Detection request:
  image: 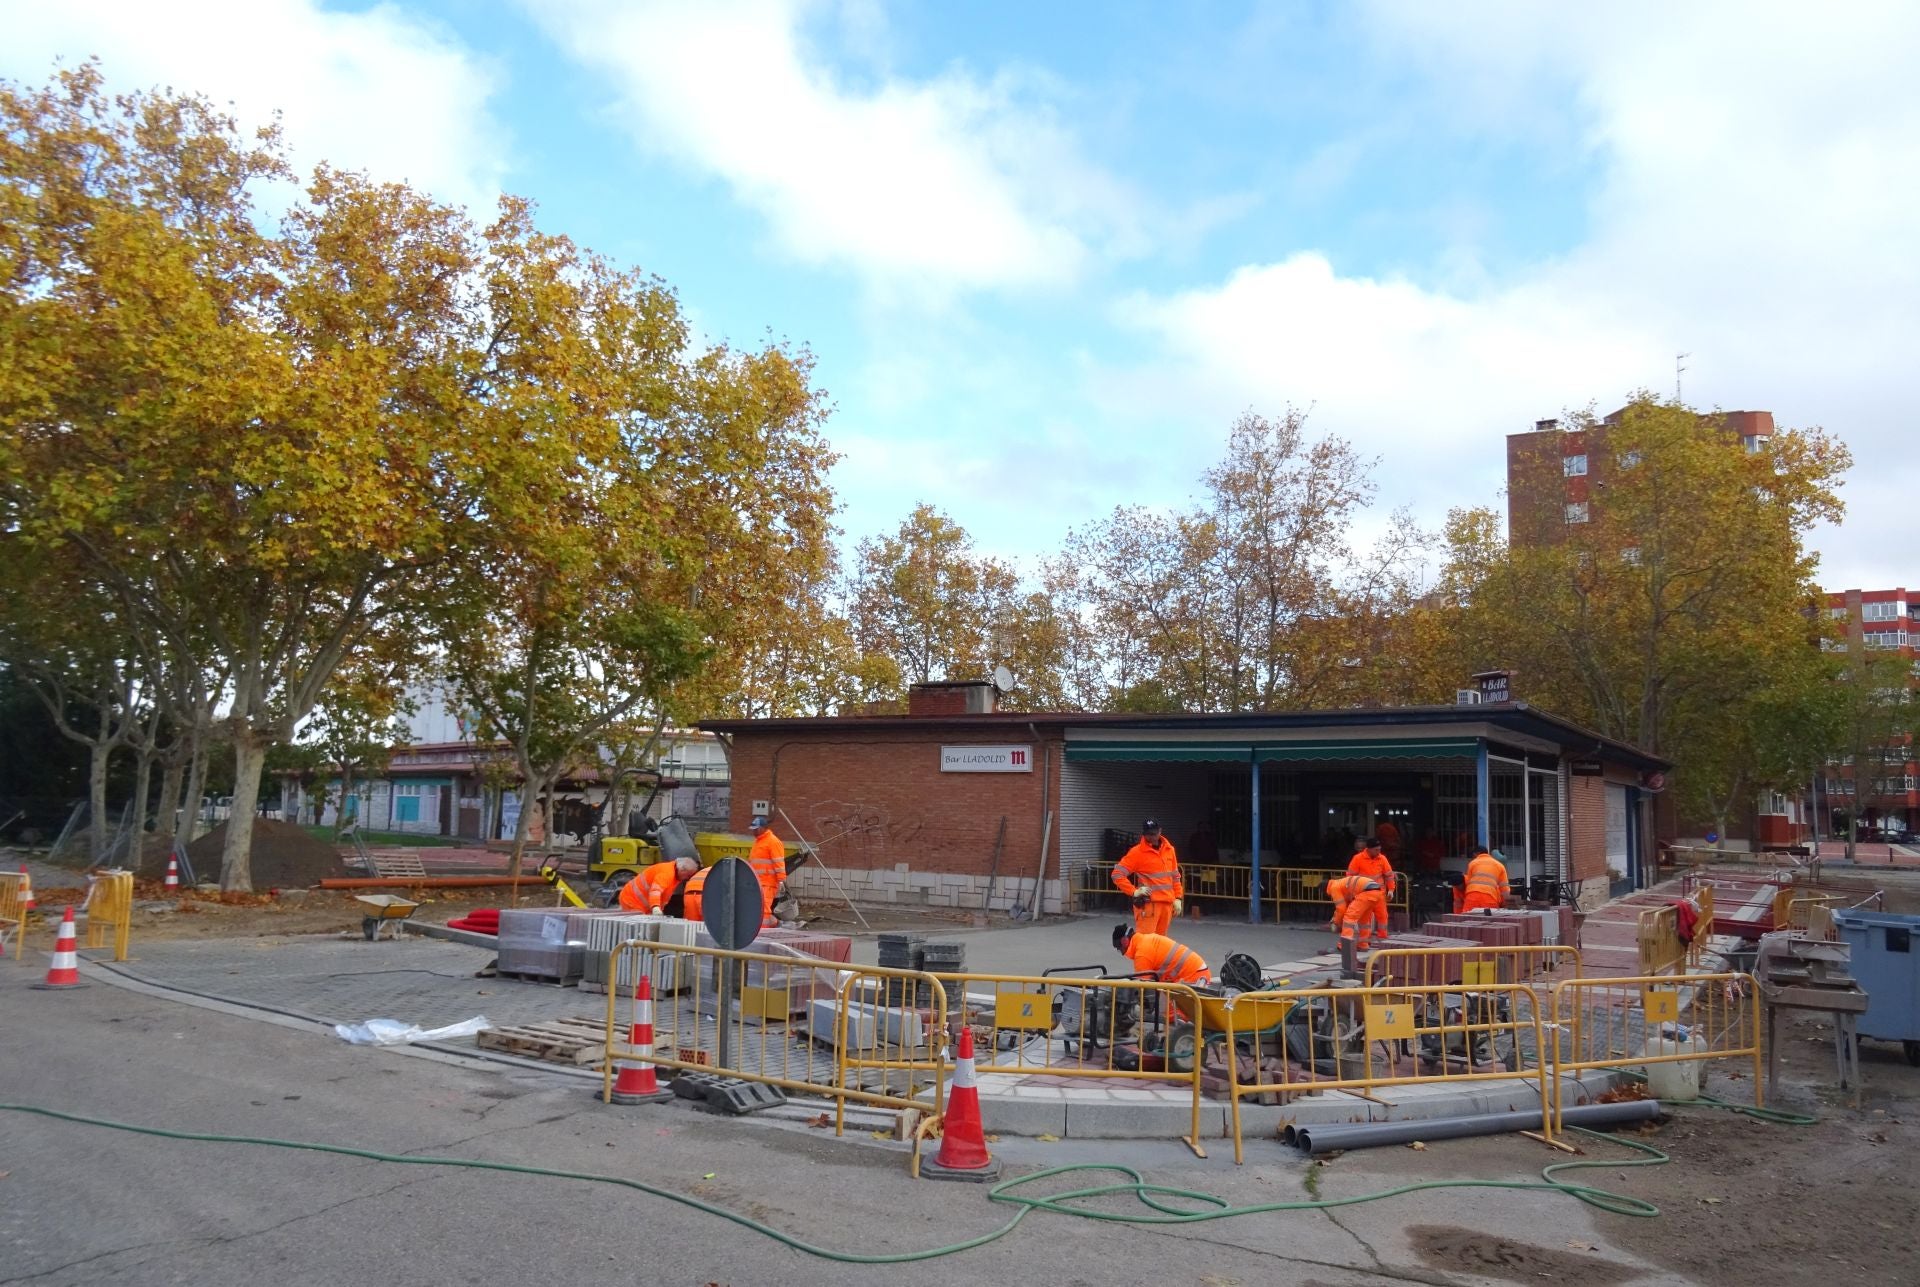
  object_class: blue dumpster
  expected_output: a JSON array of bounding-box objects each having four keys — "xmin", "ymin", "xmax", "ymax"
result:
[{"xmin": 1833, "ymin": 909, "xmax": 1920, "ymax": 1066}]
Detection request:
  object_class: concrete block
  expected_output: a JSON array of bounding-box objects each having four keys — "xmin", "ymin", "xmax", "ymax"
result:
[
  {"xmin": 1065, "ymin": 1098, "xmax": 1228, "ymax": 1140},
  {"xmin": 978, "ymin": 1097, "xmax": 1068, "ymax": 1137}
]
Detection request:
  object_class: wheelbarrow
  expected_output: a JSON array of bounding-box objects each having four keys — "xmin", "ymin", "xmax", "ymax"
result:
[
  {"xmin": 1163, "ymin": 986, "xmax": 1297, "ymax": 1074},
  {"xmin": 354, "ymin": 894, "xmax": 419, "ymax": 941}
]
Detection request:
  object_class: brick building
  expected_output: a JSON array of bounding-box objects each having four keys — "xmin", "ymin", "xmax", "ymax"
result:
[
  {"xmin": 704, "ymin": 682, "xmax": 1668, "ymax": 917},
  {"xmin": 1506, "ymin": 409, "xmax": 1775, "ymax": 545},
  {"xmin": 1820, "ymin": 586, "xmax": 1920, "ymax": 838}
]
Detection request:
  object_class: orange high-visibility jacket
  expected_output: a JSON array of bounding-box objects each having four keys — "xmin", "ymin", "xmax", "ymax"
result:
[
  {"xmin": 682, "ymin": 867, "xmax": 709, "ymax": 921},
  {"xmin": 1124, "ymin": 932, "xmax": 1210, "ymax": 984},
  {"xmin": 1112, "ymin": 838, "xmax": 1182, "ymax": 903},
  {"xmin": 1347, "ymin": 849, "xmax": 1397, "ymax": 897},
  {"xmin": 1463, "ymin": 853, "xmax": 1510, "ymax": 911},
  {"xmin": 618, "ymin": 860, "xmax": 685, "ymax": 914},
  {"xmin": 748, "ymin": 830, "xmax": 788, "ymax": 914},
  {"xmin": 1326, "ymin": 874, "xmax": 1354, "ymax": 910}
]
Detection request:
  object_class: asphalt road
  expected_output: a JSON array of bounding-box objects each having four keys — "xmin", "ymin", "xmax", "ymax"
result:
[{"xmin": 0, "ymin": 971, "xmax": 1688, "ymax": 1287}]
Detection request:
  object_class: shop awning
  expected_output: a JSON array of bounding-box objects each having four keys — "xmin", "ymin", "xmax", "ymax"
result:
[
  {"xmin": 1253, "ymin": 739, "xmax": 1478, "ymax": 763},
  {"xmin": 1065, "ymin": 737, "xmax": 1479, "ymax": 764}
]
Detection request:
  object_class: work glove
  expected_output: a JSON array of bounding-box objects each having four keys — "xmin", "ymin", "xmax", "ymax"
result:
[
  {"xmin": 1173, "ymin": 899, "xmax": 1184, "ymax": 916},
  {"xmin": 1132, "ymin": 891, "xmax": 1149, "ymax": 909}
]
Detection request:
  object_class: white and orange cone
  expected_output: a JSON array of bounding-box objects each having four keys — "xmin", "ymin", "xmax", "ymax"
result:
[
  {"xmin": 921, "ymin": 1025, "xmax": 1000, "ymax": 1181},
  {"xmin": 608, "ymin": 972, "xmax": 673, "ymax": 1104},
  {"xmin": 163, "ymin": 856, "xmax": 181, "ymax": 893},
  {"xmin": 34, "ymin": 906, "xmax": 84, "ymax": 989}
]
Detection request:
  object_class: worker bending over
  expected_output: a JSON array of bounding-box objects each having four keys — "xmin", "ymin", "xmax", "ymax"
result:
[
  {"xmin": 618, "ymin": 855, "xmax": 699, "ymax": 914},
  {"xmin": 681, "ymin": 865, "xmax": 709, "ymax": 921},
  {"xmin": 747, "ymin": 815, "xmax": 787, "ymax": 928},
  {"xmin": 1462, "ymin": 846, "xmax": 1511, "ymax": 912},
  {"xmin": 1325, "ymin": 873, "xmax": 1354, "ymax": 941},
  {"xmin": 1112, "ymin": 818, "xmax": 1182, "ymax": 936},
  {"xmin": 1113, "ymin": 924, "xmax": 1210, "ymax": 985}
]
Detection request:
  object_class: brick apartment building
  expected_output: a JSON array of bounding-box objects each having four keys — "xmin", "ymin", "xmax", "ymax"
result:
[
  {"xmin": 1820, "ymin": 586, "xmax": 1920, "ymax": 838},
  {"xmin": 1506, "ymin": 409, "xmax": 1776, "ymax": 545},
  {"xmin": 705, "ymin": 680, "xmax": 1668, "ymax": 917}
]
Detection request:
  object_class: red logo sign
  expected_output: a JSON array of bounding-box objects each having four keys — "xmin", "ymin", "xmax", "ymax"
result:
[{"xmin": 1010, "ymin": 749, "xmax": 1027, "ymax": 766}]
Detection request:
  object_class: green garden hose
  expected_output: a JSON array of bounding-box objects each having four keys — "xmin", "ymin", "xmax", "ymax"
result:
[{"xmin": 0, "ymin": 1103, "xmax": 1725, "ymax": 1264}]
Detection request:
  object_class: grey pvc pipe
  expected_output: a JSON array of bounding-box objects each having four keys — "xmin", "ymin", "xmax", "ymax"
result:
[{"xmin": 1281, "ymin": 1099, "xmax": 1661, "ymax": 1154}]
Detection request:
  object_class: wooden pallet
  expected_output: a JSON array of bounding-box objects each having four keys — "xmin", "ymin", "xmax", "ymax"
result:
[
  {"xmin": 367, "ymin": 850, "xmax": 429, "ymax": 879},
  {"xmin": 475, "ymin": 1016, "xmax": 610, "ymax": 1066}
]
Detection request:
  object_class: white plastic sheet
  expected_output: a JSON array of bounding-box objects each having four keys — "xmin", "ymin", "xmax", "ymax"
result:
[{"xmin": 333, "ymin": 1016, "xmax": 492, "ymax": 1046}]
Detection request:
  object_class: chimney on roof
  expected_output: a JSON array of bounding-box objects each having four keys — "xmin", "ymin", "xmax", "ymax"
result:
[
  {"xmin": 907, "ymin": 681, "xmax": 999, "ymax": 717},
  {"xmin": 1534, "ymin": 418, "xmax": 1560, "ymax": 432}
]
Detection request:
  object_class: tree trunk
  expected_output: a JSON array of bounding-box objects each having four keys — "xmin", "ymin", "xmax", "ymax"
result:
[
  {"xmin": 507, "ymin": 779, "xmax": 534, "ymax": 879},
  {"xmin": 220, "ymin": 733, "xmax": 269, "ymax": 892},
  {"xmin": 88, "ymin": 741, "xmax": 111, "ymax": 866},
  {"xmin": 181, "ymin": 734, "xmax": 209, "ymax": 844},
  {"xmin": 130, "ymin": 745, "xmax": 156, "ymax": 862},
  {"xmin": 336, "ymin": 761, "xmax": 356, "ymax": 838},
  {"xmin": 155, "ymin": 752, "xmax": 186, "ymax": 851}
]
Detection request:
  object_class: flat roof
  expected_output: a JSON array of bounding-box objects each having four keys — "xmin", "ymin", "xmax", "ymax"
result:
[{"xmin": 701, "ymin": 702, "xmax": 1669, "ymax": 772}]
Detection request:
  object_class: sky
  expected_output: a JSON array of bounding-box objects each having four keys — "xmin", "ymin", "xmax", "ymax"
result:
[{"xmin": 4, "ymin": 0, "xmax": 1915, "ymax": 591}]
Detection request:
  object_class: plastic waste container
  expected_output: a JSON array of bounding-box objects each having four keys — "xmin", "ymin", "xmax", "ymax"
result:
[{"xmin": 1833, "ymin": 909, "xmax": 1920, "ymax": 1066}]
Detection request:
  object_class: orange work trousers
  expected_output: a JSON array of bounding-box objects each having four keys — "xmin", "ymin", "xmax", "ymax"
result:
[
  {"xmin": 1133, "ymin": 899, "xmax": 1174, "ymax": 937},
  {"xmin": 1340, "ymin": 891, "xmax": 1389, "ymax": 949}
]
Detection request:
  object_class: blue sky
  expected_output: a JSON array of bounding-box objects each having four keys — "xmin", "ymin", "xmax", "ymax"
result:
[{"xmin": 6, "ymin": 1, "xmax": 1915, "ymax": 589}]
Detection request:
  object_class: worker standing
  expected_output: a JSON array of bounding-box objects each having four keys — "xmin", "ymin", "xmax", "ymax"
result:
[
  {"xmin": 1462, "ymin": 846, "xmax": 1511, "ymax": 912},
  {"xmin": 1346, "ymin": 836, "xmax": 1395, "ymax": 943},
  {"xmin": 1113, "ymin": 924, "xmax": 1211, "ymax": 984},
  {"xmin": 617, "ymin": 855, "xmax": 699, "ymax": 914},
  {"xmin": 1338, "ymin": 874, "xmax": 1388, "ymax": 977},
  {"xmin": 747, "ymin": 815, "xmax": 787, "ymax": 928},
  {"xmin": 1111, "ymin": 819, "xmax": 1182, "ymax": 936}
]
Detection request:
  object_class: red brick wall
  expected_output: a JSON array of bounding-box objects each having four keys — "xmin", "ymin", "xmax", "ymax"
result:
[
  {"xmin": 725, "ymin": 728, "xmax": 1060, "ymax": 878},
  {"xmin": 1568, "ymin": 774, "xmax": 1608, "ymax": 881}
]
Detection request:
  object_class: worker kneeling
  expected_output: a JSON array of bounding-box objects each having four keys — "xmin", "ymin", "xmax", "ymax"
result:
[
  {"xmin": 1462, "ymin": 846, "xmax": 1511, "ymax": 913},
  {"xmin": 618, "ymin": 855, "xmax": 700, "ymax": 915},
  {"xmin": 1114, "ymin": 923, "xmax": 1209, "ymax": 1026}
]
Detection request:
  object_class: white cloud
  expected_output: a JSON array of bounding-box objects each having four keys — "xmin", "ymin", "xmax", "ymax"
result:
[
  {"xmin": 0, "ymin": 0, "xmax": 507, "ymax": 216},
  {"xmin": 523, "ymin": 0, "xmax": 1135, "ymax": 291},
  {"xmin": 1111, "ymin": 1, "xmax": 1920, "ymax": 589}
]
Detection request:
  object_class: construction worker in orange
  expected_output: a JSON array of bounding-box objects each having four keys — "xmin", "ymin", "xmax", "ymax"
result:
[
  {"xmin": 1114, "ymin": 923, "xmax": 1210, "ymax": 1021},
  {"xmin": 617, "ymin": 855, "xmax": 699, "ymax": 914},
  {"xmin": 681, "ymin": 865, "xmax": 709, "ymax": 921},
  {"xmin": 1346, "ymin": 835, "xmax": 1395, "ymax": 942},
  {"xmin": 1462, "ymin": 846, "xmax": 1511, "ymax": 912},
  {"xmin": 1111, "ymin": 819, "xmax": 1182, "ymax": 935},
  {"xmin": 1325, "ymin": 873, "xmax": 1354, "ymax": 942},
  {"xmin": 746, "ymin": 815, "xmax": 787, "ymax": 928},
  {"xmin": 1338, "ymin": 875, "xmax": 1387, "ymax": 977}
]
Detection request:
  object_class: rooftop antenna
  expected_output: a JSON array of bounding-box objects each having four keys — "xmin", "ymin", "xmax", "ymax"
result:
[{"xmin": 1675, "ymin": 352, "xmax": 1689, "ymax": 403}]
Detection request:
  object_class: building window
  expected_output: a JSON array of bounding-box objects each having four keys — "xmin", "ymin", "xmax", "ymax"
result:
[
  {"xmin": 1563, "ymin": 454, "xmax": 1588, "ymax": 477},
  {"xmin": 1865, "ymin": 630, "xmax": 1909, "ymax": 649},
  {"xmin": 1618, "ymin": 449, "xmax": 1642, "ymax": 469},
  {"xmin": 1742, "ymin": 434, "xmax": 1763, "ymax": 452},
  {"xmin": 1620, "ymin": 547, "xmax": 1641, "ymax": 566},
  {"xmin": 1829, "ymin": 606, "xmax": 1849, "ymax": 618},
  {"xmin": 1864, "ymin": 601, "xmax": 1900, "ymax": 622},
  {"xmin": 1565, "ymin": 501, "xmax": 1590, "ymax": 524}
]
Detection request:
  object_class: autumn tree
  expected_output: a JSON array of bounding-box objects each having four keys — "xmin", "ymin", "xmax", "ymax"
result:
[{"xmin": 848, "ymin": 503, "xmax": 1020, "ymax": 693}]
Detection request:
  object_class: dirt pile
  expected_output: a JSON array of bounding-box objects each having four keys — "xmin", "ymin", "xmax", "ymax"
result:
[{"xmin": 186, "ymin": 820, "xmax": 348, "ymax": 889}]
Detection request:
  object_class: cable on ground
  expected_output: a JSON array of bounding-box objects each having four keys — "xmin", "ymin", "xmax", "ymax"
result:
[{"xmin": 1, "ymin": 1102, "xmax": 1802, "ymax": 1263}]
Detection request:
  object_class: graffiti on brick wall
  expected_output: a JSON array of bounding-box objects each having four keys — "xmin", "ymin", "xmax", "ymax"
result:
[{"xmin": 808, "ymin": 799, "xmax": 924, "ymax": 851}]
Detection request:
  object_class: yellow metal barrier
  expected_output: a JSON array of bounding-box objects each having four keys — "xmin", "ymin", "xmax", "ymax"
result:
[
  {"xmin": 1270, "ymin": 867, "xmax": 1411, "ymax": 918},
  {"xmin": 602, "ymin": 938, "xmax": 948, "ymax": 1152},
  {"xmin": 1365, "ymin": 944, "xmax": 1581, "ymax": 990},
  {"xmin": 1783, "ymin": 893, "xmax": 1842, "ymax": 932},
  {"xmin": 1223, "ymin": 981, "xmax": 1552, "ymax": 1163},
  {"xmin": 929, "ymin": 971, "xmax": 1210, "ymax": 1157},
  {"xmin": 1547, "ymin": 972, "xmax": 1761, "ymax": 1133},
  {"xmin": 0, "ymin": 872, "xmax": 28, "ymax": 966},
  {"xmin": 82, "ymin": 870, "xmax": 133, "ymax": 961},
  {"xmin": 1178, "ymin": 863, "xmax": 1255, "ymax": 907}
]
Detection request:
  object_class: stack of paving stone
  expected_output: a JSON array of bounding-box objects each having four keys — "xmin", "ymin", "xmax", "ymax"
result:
[
  {"xmin": 917, "ymin": 941, "xmax": 967, "ymax": 1026},
  {"xmin": 877, "ymin": 933, "xmax": 923, "ymax": 1006}
]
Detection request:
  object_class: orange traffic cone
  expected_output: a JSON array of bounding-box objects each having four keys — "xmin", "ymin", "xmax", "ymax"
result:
[
  {"xmin": 19, "ymin": 864, "xmax": 35, "ymax": 912},
  {"xmin": 164, "ymin": 856, "xmax": 180, "ymax": 892},
  {"xmin": 921, "ymin": 1025, "xmax": 1001, "ymax": 1181},
  {"xmin": 34, "ymin": 906, "xmax": 84, "ymax": 989},
  {"xmin": 608, "ymin": 972, "xmax": 673, "ymax": 1104}
]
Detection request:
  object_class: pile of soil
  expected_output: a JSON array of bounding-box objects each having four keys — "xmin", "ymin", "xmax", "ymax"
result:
[{"xmin": 186, "ymin": 820, "xmax": 349, "ymax": 890}]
